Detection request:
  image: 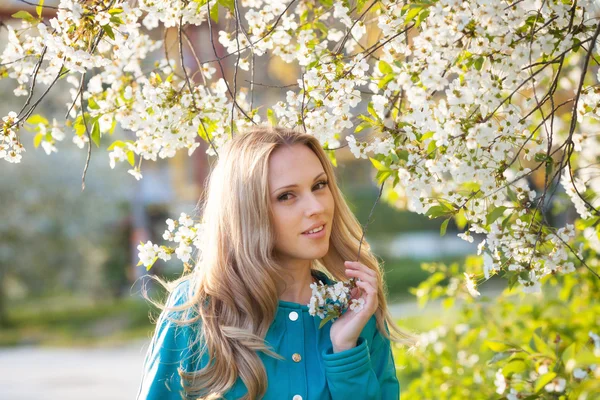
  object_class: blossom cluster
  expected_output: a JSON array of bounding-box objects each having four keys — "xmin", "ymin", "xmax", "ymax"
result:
[
  {"xmin": 1, "ymin": 112, "xmax": 25, "ymax": 162},
  {"xmin": 136, "ymin": 212, "xmax": 204, "ymax": 270},
  {"xmin": 308, "ymin": 277, "xmax": 365, "ymax": 324}
]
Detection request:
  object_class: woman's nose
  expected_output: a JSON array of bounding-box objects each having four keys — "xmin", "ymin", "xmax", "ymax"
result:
[{"xmin": 305, "ymin": 193, "xmax": 325, "ymax": 216}]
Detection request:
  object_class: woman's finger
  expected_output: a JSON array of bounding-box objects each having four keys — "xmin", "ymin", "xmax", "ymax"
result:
[
  {"xmin": 345, "ymin": 268, "xmax": 376, "ymax": 285},
  {"xmin": 344, "ymin": 261, "xmax": 376, "ymax": 277},
  {"xmin": 355, "ymin": 279, "xmax": 376, "ymax": 295}
]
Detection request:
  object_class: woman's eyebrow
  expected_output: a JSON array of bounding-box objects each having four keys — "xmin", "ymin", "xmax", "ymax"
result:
[{"xmin": 273, "ymin": 171, "xmax": 327, "ymax": 193}]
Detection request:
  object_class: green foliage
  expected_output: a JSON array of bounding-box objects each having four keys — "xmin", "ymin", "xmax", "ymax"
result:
[
  {"xmin": 11, "ymin": 10, "xmax": 37, "ymax": 23},
  {"xmin": 394, "ymin": 266, "xmax": 600, "ymax": 399},
  {"xmin": 0, "ymin": 296, "xmax": 152, "ymax": 347}
]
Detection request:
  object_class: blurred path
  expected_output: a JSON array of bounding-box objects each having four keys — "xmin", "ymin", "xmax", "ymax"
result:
[{"xmin": 0, "ymin": 340, "xmax": 148, "ymax": 400}]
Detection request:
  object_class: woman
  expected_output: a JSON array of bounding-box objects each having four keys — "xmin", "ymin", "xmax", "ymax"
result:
[{"xmin": 137, "ymin": 126, "xmax": 413, "ymax": 400}]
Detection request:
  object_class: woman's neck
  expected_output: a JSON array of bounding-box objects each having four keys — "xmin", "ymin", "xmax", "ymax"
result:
[{"xmin": 278, "ymin": 265, "xmax": 316, "ymax": 304}]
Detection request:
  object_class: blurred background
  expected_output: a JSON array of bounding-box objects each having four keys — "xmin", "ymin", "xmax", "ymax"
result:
[{"xmin": 0, "ymin": 1, "xmax": 480, "ymax": 398}]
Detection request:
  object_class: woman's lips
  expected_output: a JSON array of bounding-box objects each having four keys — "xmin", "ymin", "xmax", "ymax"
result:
[{"xmin": 302, "ymin": 223, "xmax": 326, "ymax": 238}]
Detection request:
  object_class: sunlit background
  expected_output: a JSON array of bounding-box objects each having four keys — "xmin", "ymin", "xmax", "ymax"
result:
[{"xmin": 0, "ymin": 1, "xmax": 486, "ymax": 398}]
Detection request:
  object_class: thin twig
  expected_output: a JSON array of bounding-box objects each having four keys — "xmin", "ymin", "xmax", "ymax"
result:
[
  {"xmin": 178, "ymin": 17, "xmax": 219, "ymax": 159},
  {"xmin": 205, "ymin": 0, "xmax": 254, "ymax": 123},
  {"xmin": 334, "ymin": 1, "xmax": 379, "ymax": 55},
  {"xmin": 357, "ymin": 178, "xmax": 386, "ymax": 261},
  {"xmin": 200, "ymin": 0, "xmax": 298, "ymax": 65},
  {"xmin": 563, "ymin": 21, "xmax": 600, "ymax": 216},
  {"xmin": 80, "ymin": 72, "xmax": 92, "ymax": 192},
  {"xmin": 16, "ymin": 46, "xmax": 47, "ymax": 121},
  {"xmin": 17, "ymin": 0, "xmax": 61, "ymax": 9},
  {"xmin": 243, "ymin": 80, "xmax": 298, "ymax": 89}
]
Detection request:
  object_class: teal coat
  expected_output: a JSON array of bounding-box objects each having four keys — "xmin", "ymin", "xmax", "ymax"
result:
[{"xmin": 137, "ymin": 270, "xmax": 400, "ymax": 399}]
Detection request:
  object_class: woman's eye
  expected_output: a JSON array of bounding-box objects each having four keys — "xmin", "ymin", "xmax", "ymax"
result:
[
  {"xmin": 278, "ymin": 193, "xmax": 292, "ymax": 201},
  {"xmin": 277, "ymin": 181, "xmax": 328, "ymax": 202},
  {"xmin": 314, "ymin": 180, "xmax": 329, "ymax": 190}
]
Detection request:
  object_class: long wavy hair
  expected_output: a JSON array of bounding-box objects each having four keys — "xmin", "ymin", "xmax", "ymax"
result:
[{"xmin": 146, "ymin": 126, "xmax": 415, "ymax": 399}]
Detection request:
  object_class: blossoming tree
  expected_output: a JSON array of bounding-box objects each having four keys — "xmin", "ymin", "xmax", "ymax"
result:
[{"xmin": 2, "ymin": 0, "xmax": 599, "ymax": 397}]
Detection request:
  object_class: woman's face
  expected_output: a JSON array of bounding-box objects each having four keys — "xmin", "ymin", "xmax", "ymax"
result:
[{"xmin": 268, "ymin": 143, "xmax": 335, "ymax": 264}]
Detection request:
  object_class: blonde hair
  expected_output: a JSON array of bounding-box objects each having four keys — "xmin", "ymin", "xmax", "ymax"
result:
[{"xmin": 146, "ymin": 126, "xmax": 415, "ymax": 399}]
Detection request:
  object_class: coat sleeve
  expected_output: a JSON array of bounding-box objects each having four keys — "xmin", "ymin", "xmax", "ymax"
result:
[
  {"xmin": 137, "ymin": 282, "xmax": 197, "ymax": 400},
  {"xmin": 321, "ymin": 320, "xmax": 401, "ymax": 400}
]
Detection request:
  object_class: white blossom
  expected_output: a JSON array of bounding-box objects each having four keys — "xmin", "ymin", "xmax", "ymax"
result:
[{"xmin": 464, "ymin": 273, "xmax": 480, "ymax": 297}]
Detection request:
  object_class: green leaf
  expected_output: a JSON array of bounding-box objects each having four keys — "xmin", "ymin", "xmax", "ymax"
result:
[
  {"xmin": 355, "ymin": 121, "xmax": 370, "ymax": 133},
  {"xmin": 534, "ymin": 152, "xmax": 549, "ymax": 162},
  {"xmin": 404, "ymin": 6, "xmax": 422, "ymax": 23},
  {"xmin": 198, "ymin": 123, "xmax": 208, "ymax": 141},
  {"xmin": 545, "ymin": 158, "xmax": 553, "ymax": 176},
  {"xmin": 87, "ymin": 97, "xmax": 100, "ymax": 110},
  {"xmin": 107, "ymin": 140, "xmax": 125, "ymax": 151},
  {"xmin": 440, "ymin": 218, "xmax": 450, "ymax": 236},
  {"xmin": 416, "ymin": 9, "xmax": 430, "ymax": 27},
  {"xmin": 356, "ymin": 0, "xmax": 367, "ymax": 12},
  {"xmin": 397, "ymin": 149, "xmax": 409, "ymax": 161},
  {"xmin": 36, "ymin": 0, "xmax": 44, "ymax": 18},
  {"xmin": 33, "ymin": 133, "xmax": 44, "ymax": 148},
  {"xmin": 486, "ymin": 206, "xmax": 507, "ymax": 226},
  {"xmin": 378, "ymin": 60, "xmax": 393, "ymax": 75},
  {"xmin": 126, "ymin": 150, "xmax": 135, "ymax": 166},
  {"xmin": 534, "ymin": 372, "xmax": 557, "ymax": 393},
  {"xmin": 314, "ymin": 21, "xmax": 328, "ymax": 34},
  {"xmin": 12, "ymin": 11, "xmax": 36, "ymax": 23},
  {"xmin": 109, "ymin": 118, "xmax": 117, "ymax": 135},
  {"xmin": 532, "ymin": 332, "xmax": 552, "ymax": 357},
  {"xmin": 74, "ymin": 117, "xmax": 86, "ymax": 136},
  {"xmin": 376, "ymin": 170, "xmax": 391, "ymax": 185},
  {"xmin": 487, "ymin": 351, "xmax": 510, "ymax": 365},
  {"xmin": 369, "ymin": 157, "xmax": 388, "ymax": 171},
  {"xmin": 319, "ymin": 314, "xmax": 336, "ymax": 329},
  {"xmin": 110, "ymin": 16, "xmax": 123, "ymax": 25},
  {"xmin": 210, "ymin": 1, "xmax": 219, "ymax": 23},
  {"xmin": 267, "ymin": 108, "xmax": 277, "ymax": 126},
  {"xmin": 325, "ymin": 149, "xmax": 337, "ymax": 168},
  {"xmin": 502, "ymin": 359, "xmax": 526, "ymax": 376},
  {"xmin": 427, "ymin": 140, "xmax": 437, "ymax": 155},
  {"xmin": 474, "ymin": 56, "xmax": 484, "ymax": 71},
  {"xmin": 378, "ymin": 73, "xmax": 395, "ymax": 89},
  {"xmin": 108, "ymin": 8, "xmax": 124, "ymax": 14},
  {"xmin": 426, "ymin": 205, "xmax": 452, "ymax": 219},
  {"xmin": 218, "ymin": 0, "xmax": 234, "ymax": 12},
  {"xmin": 561, "ymin": 343, "xmax": 576, "ymax": 364},
  {"xmin": 485, "ymin": 340, "xmax": 511, "ymax": 352},
  {"xmin": 26, "ymin": 114, "xmax": 49, "ymax": 126},
  {"xmin": 91, "ymin": 121, "xmax": 101, "ymax": 147},
  {"xmin": 574, "ymin": 348, "xmax": 600, "ymax": 365},
  {"xmin": 367, "ymin": 102, "xmax": 379, "ymax": 120},
  {"xmin": 420, "ymin": 131, "xmax": 434, "ymax": 142},
  {"xmin": 455, "ymin": 208, "xmax": 467, "ymax": 230},
  {"xmin": 102, "ymin": 24, "xmax": 115, "ymax": 40}
]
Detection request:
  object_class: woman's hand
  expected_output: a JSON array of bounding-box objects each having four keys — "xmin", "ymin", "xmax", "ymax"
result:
[{"xmin": 329, "ymin": 261, "xmax": 379, "ymax": 353}]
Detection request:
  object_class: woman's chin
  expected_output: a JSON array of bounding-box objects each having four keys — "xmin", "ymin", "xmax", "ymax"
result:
[{"xmin": 304, "ymin": 245, "xmax": 330, "ymax": 260}]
